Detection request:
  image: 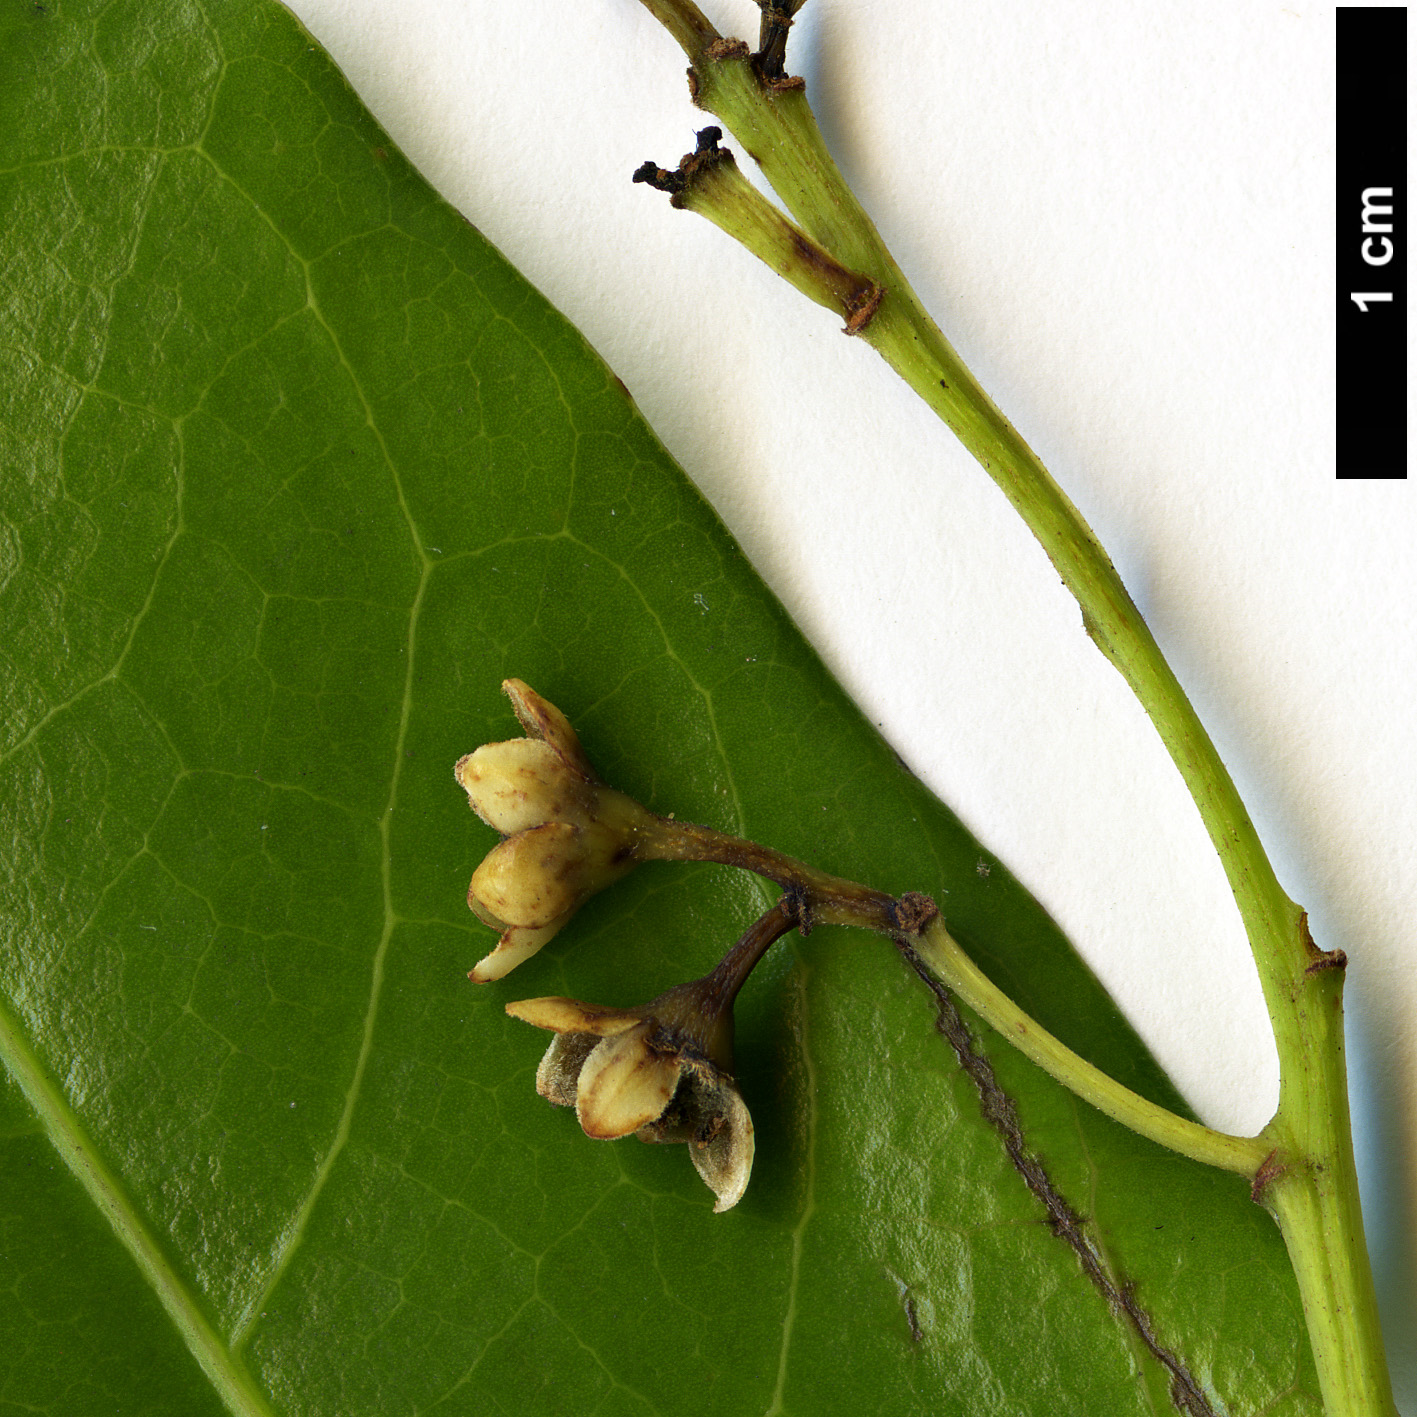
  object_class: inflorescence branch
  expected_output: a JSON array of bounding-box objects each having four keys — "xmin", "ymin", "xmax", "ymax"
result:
[
  {"xmin": 457, "ymin": 679, "xmax": 1265, "ymax": 1216},
  {"xmin": 619, "ymin": 5, "xmax": 1396, "ymax": 1412}
]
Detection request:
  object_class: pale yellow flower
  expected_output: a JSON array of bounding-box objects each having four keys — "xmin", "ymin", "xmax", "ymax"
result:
[
  {"xmin": 455, "ymin": 680, "xmax": 659, "ymax": 981},
  {"xmin": 506, "ymin": 984, "xmax": 755, "ymax": 1213}
]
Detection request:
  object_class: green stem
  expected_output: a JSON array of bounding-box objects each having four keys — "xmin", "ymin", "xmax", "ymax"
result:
[
  {"xmin": 632, "ymin": 5, "xmax": 1397, "ymax": 1410},
  {"xmin": 645, "ymin": 815, "xmax": 1260, "ymax": 1175},
  {"xmin": 1259, "ymin": 965, "xmax": 1395, "ymax": 1415},
  {"xmin": 913, "ymin": 919, "xmax": 1265, "ymax": 1176},
  {"xmin": 687, "ymin": 39, "xmax": 1311, "ymax": 1021},
  {"xmin": 637, "ymin": 0, "xmax": 719, "ymax": 56}
]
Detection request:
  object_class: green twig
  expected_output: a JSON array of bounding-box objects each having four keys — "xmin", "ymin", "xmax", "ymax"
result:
[{"xmin": 631, "ymin": 5, "xmax": 1396, "ymax": 1412}]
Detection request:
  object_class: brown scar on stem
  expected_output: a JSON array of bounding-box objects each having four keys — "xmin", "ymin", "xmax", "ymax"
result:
[
  {"xmin": 705, "ymin": 37, "xmax": 750, "ymax": 61},
  {"xmin": 687, "ymin": 42, "xmax": 751, "ymax": 106},
  {"xmin": 782, "ymin": 227, "xmax": 882, "ymax": 332},
  {"xmin": 842, "ymin": 283, "xmax": 884, "ymax": 335},
  {"xmin": 1297, "ymin": 910, "xmax": 1347, "ymax": 975},
  {"xmin": 1297, "ymin": 910, "xmax": 1346, "ymax": 976},
  {"xmin": 1250, "ymin": 1148, "xmax": 1288, "ymax": 1203},
  {"xmin": 890, "ymin": 891, "xmax": 938, "ymax": 936},
  {"xmin": 786, "ymin": 225, "xmax": 837, "ymax": 272},
  {"xmin": 1298, "ymin": 910, "xmax": 1318, "ymax": 956},
  {"xmin": 897, "ymin": 939, "xmax": 1220, "ymax": 1417},
  {"xmin": 1304, "ymin": 949, "xmax": 1347, "ymax": 977}
]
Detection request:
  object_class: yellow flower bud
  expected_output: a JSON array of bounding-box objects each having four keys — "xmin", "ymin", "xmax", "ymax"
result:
[
  {"xmin": 456, "ymin": 739, "xmax": 588, "ymax": 836},
  {"xmin": 456, "ymin": 681, "xmax": 660, "ymax": 981},
  {"xmin": 469, "ymin": 824, "xmax": 587, "ymax": 930}
]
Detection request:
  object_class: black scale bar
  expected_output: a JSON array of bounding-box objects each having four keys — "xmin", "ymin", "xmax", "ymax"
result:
[{"xmin": 1336, "ymin": 6, "xmax": 1407, "ymax": 479}]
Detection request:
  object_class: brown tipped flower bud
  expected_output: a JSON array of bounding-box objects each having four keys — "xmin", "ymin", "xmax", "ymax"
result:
[
  {"xmin": 455, "ymin": 681, "xmax": 660, "ymax": 982},
  {"xmin": 506, "ymin": 985, "xmax": 755, "ymax": 1213}
]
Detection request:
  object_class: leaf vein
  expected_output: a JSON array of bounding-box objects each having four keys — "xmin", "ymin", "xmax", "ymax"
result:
[{"xmin": 763, "ymin": 959, "xmax": 816, "ymax": 1417}]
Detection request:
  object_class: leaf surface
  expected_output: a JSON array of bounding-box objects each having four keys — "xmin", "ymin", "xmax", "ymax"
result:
[{"xmin": 0, "ymin": 3, "xmax": 1319, "ymax": 1414}]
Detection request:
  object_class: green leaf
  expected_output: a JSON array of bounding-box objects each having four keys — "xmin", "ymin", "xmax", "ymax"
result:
[{"xmin": 0, "ymin": 3, "xmax": 1319, "ymax": 1414}]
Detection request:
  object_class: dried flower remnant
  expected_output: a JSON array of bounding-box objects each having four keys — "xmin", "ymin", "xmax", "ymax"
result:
[
  {"xmin": 455, "ymin": 680, "xmax": 660, "ymax": 981},
  {"xmin": 505, "ymin": 902, "xmax": 795, "ymax": 1211}
]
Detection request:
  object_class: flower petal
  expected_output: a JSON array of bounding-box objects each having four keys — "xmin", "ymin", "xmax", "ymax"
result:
[
  {"xmin": 469, "ymin": 823, "xmax": 584, "ymax": 928},
  {"xmin": 503, "ymin": 679, "xmax": 599, "ymax": 783},
  {"xmin": 533, "ymin": 1032, "xmax": 601, "ymax": 1107},
  {"xmin": 455, "ymin": 739, "xmax": 579, "ymax": 835},
  {"xmin": 467, "ymin": 920, "xmax": 564, "ymax": 983},
  {"xmin": 575, "ymin": 1023, "xmax": 682, "ymax": 1139},
  {"xmin": 505, "ymin": 996, "xmax": 641, "ymax": 1037},
  {"xmin": 690, "ymin": 1082, "xmax": 755, "ymax": 1213}
]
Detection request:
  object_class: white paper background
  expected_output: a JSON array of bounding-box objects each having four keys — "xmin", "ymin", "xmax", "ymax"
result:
[{"xmin": 284, "ymin": 0, "xmax": 1415, "ymax": 1402}]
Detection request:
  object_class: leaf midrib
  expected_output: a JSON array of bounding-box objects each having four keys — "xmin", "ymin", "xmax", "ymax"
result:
[{"xmin": 0, "ymin": 989, "xmax": 277, "ymax": 1417}]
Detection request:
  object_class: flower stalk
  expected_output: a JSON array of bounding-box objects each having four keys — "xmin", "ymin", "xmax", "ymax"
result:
[
  {"xmin": 633, "ymin": 126, "xmax": 882, "ymax": 333},
  {"xmin": 646, "ymin": 819, "xmax": 1268, "ymax": 1176},
  {"xmin": 660, "ymin": 822, "xmax": 1279, "ymax": 1181},
  {"xmin": 628, "ymin": 2, "xmax": 1395, "ymax": 1411}
]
